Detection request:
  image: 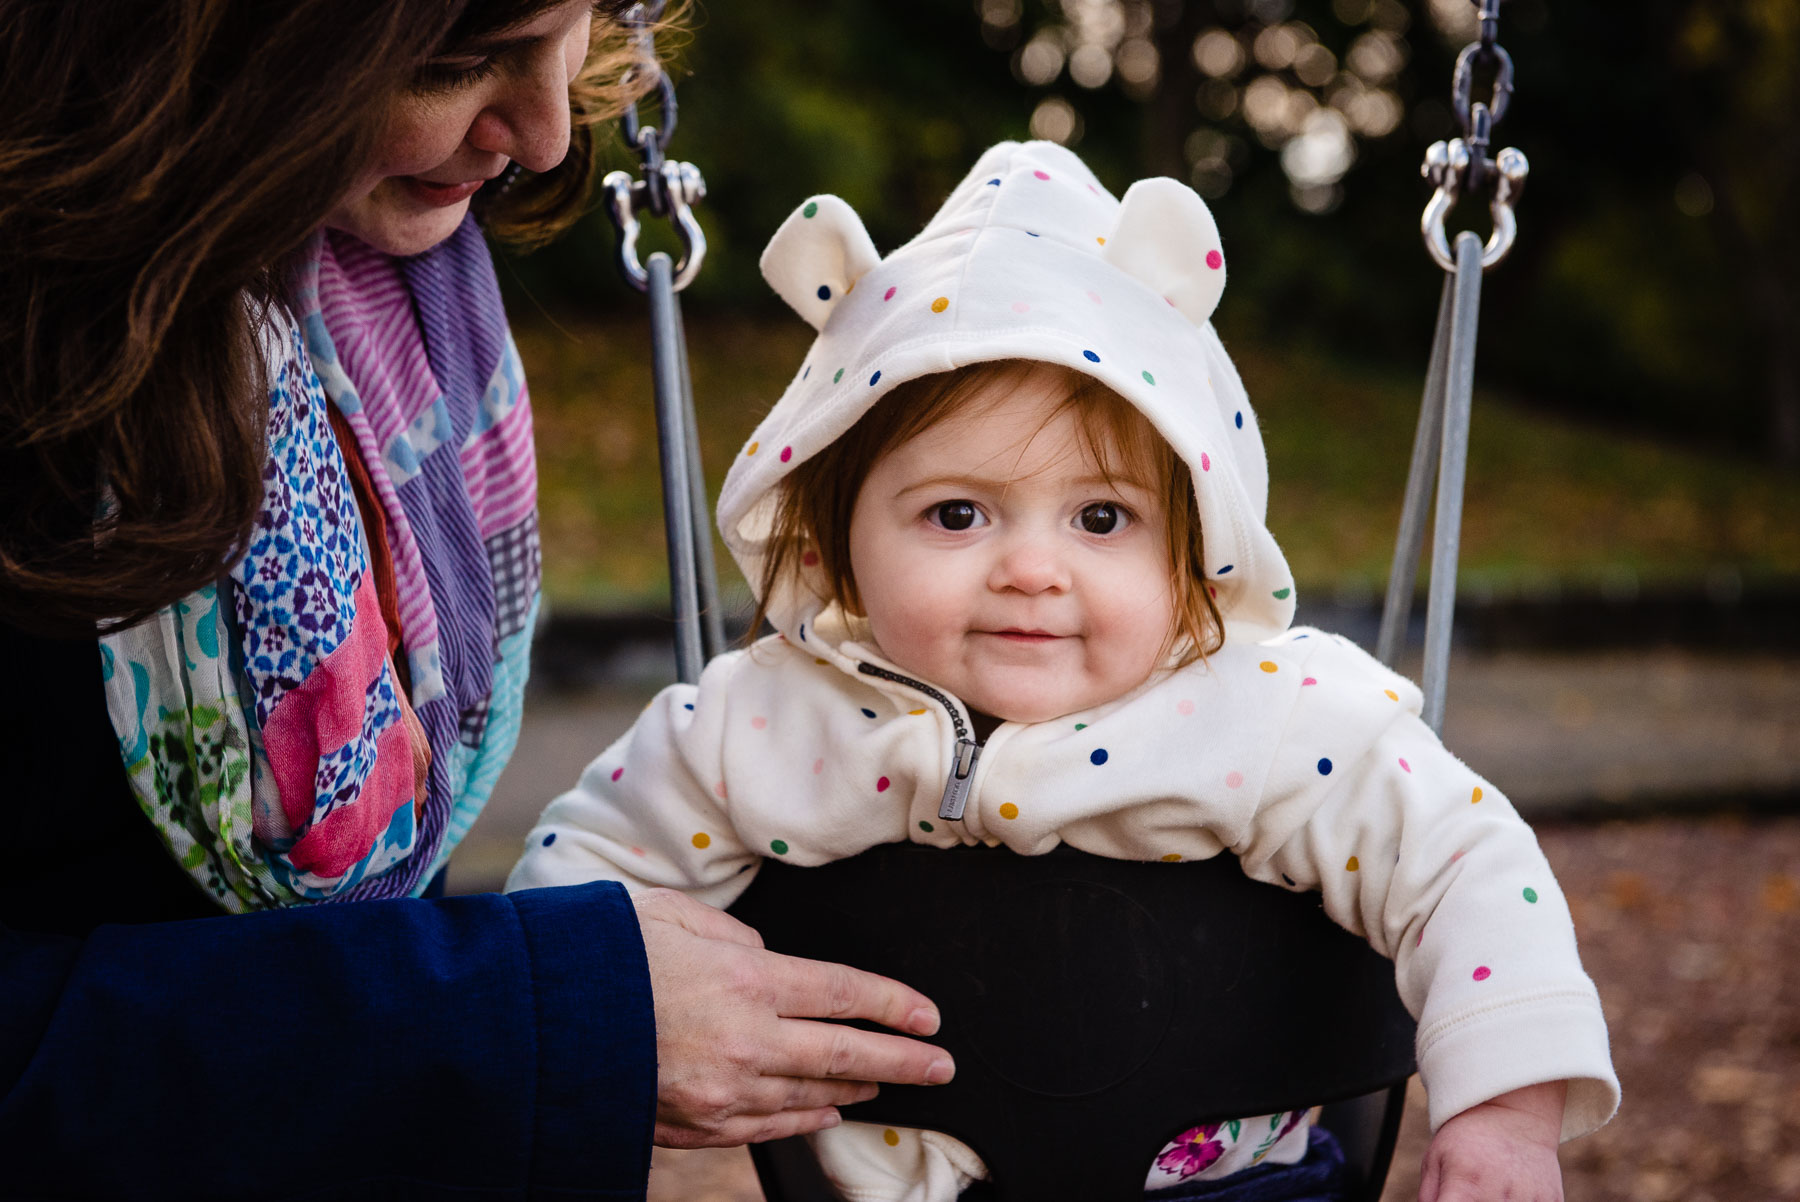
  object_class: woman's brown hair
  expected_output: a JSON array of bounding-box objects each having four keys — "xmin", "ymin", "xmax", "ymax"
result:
[
  {"xmin": 0, "ymin": 0, "xmax": 661, "ymax": 636},
  {"xmin": 751, "ymin": 361, "xmax": 1228, "ymax": 666}
]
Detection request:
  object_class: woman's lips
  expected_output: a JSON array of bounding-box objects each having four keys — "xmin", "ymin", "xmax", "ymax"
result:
[{"xmin": 401, "ymin": 176, "xmax": 488, "ymax": 207}]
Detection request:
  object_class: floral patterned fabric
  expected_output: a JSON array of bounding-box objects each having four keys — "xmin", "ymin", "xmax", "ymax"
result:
[
  {"xmin": 101, "ymin": 313, "xmax": 420, "ymax": 909},
  {"xmin": 1148, "ymin": 1111, "xmax": 1312, "ymax": 1190},
  {"xmin": 101, "ymin": 214, "xmax": 541, "ymax": 908}
]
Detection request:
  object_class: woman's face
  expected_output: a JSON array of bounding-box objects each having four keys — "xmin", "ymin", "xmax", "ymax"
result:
[{"xmin": 327, "ymin": 1, "xmax": 595, "ymax": 256}]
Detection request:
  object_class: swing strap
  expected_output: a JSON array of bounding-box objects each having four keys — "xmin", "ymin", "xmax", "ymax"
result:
[{"xmin": 603, "ymin": 0, "xmax": 724, "ymax": 684}]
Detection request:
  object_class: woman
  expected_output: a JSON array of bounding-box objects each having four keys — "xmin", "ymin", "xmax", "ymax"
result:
[{"xmin": 0, "ymin": 2, "xmax": 949, "ymax": 1196}]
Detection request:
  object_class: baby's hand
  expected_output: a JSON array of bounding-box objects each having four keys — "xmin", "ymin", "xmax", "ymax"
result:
[{"xmin": 1418, "ymin": 1081, "xmax": 1567, "ymax": 1202}]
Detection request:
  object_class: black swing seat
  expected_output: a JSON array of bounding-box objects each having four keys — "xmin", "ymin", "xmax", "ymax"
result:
[{"xmin": 729, "ymin": 842, "xmax": 1417, "ymax": 1202}]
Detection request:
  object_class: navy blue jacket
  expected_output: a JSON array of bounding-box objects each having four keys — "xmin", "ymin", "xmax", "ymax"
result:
[{"xmin": 0, "ymin": 625, "xmax": 657, "ymax": 1200}]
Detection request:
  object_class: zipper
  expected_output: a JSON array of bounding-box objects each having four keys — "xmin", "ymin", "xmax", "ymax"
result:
[{"xmin": 857, "ymin": 661, "xmax": 983, "ymax": 821}]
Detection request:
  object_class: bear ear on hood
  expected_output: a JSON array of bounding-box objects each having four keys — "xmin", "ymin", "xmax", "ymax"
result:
[
  {"xmin": 759, "ymin": 195, "xmax": 882, "ymax": 331},
  {"xmin": 1100, "ymin": 178, "xmax": 1228, "ymax": 329}
]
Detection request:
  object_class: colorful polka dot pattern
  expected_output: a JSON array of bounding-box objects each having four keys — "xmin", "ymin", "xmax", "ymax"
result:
[
  {"xmin": 692, "ymin": 832, "xmax": 711, "ymax": 849},
  {"xmin": 998, "ymin": 802, "xmax": 1019, "ymax": 820},
  {"xmin": 770, "ymin": 839, "xmax": 789, "ymax": 855}
]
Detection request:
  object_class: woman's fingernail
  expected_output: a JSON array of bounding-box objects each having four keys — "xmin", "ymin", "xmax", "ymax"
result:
[
  {"xmin": 857, "ymin": 1083, "xmax": 880, "ymax": 1102},
  {"xmin": 907, "ymin": 1007, "xmax": 941, "ymax": 1036},
  {"xmin": 926, "ymin": 1058, "xmax": 955, "ymax": 1085},
  {"xmin": 821, "ymin": 1109, "xmax": 842, "ymax": 1128}
]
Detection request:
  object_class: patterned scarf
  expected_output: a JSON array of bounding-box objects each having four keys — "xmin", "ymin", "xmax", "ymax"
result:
[{"xmin": 101, "ymin": 215, "xmax": 540, "ymax": 909}]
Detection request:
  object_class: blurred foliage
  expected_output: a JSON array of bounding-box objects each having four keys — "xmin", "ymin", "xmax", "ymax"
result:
[
  {"xmin": 499, "ymin": 0, "xmax": 1800, "ymax": 466},
  {"xmin": 523, "ymin": 313, "xmax": 1800, "ymax": 611}
]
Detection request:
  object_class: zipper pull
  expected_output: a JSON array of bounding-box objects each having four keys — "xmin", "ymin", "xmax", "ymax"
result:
[{"xmin": 937, "ymin": 737, "xmax": 980, "ymax": 820}]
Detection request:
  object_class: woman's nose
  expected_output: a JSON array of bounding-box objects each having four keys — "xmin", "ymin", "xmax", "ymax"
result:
[
  {"xmin": 467, "ymin": 32, "xmax": 584, "ymax": 173},
  {"xmin": 988, "ymin": 537, "xmax": 1071, "ymax": 595}
]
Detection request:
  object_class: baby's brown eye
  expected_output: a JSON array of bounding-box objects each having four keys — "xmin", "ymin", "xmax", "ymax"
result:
[
  {"xmin": 1078, "ymin": 503, "xmax": 1125, "ymax": 534},
  {"xmin": 932, "ymin": 501, "xmax": 982, "ymax": 531}
]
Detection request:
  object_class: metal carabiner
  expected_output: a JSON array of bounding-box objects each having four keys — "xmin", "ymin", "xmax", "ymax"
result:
[
  {"xmin": 604, "ymin": 159, "xmax": 708, "ymax": 293},
  {"xmin": 1420, "ymin": 141, "xmax": 1528, "ymax": 273}
]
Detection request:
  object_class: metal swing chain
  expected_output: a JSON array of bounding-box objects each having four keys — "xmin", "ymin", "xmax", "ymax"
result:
[
  {"xmin": 603, "ymin": 0, "xmax": 724, "ymax": 684},
  {"xmin": 1377, "ymin": 0, "xmax": 1532, "ymax": 732},
  {"xmin": 1419, "ymin": 0, "xmax": 1530, "ymax": 273}
]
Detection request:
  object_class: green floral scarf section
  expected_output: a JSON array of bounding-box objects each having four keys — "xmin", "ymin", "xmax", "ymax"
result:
[{"xmin": 100, "ymin": 583, "xmax": 297, "ymax": 913}]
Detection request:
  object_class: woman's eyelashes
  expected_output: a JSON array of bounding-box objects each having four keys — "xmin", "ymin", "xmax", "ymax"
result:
[{"xmin": 414, "ymin": 55, "xmax": 500, "ymax": 92}]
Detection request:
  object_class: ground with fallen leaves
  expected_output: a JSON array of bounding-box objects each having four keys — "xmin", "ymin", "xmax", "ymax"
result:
[{"xmin": 647, "ymin": 814, "xmax": 1800, "ymax": 1201}]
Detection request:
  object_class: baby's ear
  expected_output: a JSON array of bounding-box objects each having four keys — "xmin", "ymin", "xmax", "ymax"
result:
[
  {"xmin": 1100, "ymin": 178, "xmax": 1227, "ymax": 328},
  {"xmin": 760, "ymin": 195, "xmax": 881, "ymax": 331}
]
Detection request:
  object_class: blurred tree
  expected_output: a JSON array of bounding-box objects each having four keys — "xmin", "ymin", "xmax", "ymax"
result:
[{"xmin": 498, "ymin": 0, "xmax": 1795, "ymax": 464}]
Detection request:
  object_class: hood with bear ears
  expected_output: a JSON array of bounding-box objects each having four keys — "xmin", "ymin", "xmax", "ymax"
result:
[{"xmin": 717, "ymin": 141, "xmax": 1296, "ymax": 663}]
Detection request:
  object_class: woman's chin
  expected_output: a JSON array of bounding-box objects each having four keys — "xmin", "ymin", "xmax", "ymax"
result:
[{"xmin": 324, "ymin": 192, "xmax": 471, "ymax": 257}]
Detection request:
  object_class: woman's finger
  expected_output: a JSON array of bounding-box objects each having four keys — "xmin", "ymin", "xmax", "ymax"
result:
[
  {"xmin": 770, "ymin": 1016, "xmax": 955, "ymax": 1087},
  {"xmin": 768, "ymin": 1076, "xmax": 879, "ymax": 1114},
  {"xmin": 764, "ymin": 950, "xmax": 941, "ymax": 1036}
]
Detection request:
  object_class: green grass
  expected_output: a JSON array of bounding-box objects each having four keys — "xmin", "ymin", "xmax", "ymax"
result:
[{"xmin": 520, "ymin": 313, "xmax": 1800, "ymax": 612}]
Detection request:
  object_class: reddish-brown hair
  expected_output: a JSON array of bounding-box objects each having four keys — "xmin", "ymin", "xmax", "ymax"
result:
[
  {"xmin": 751, "ymin": 360, "xmax": 1227, "ymax": 666},
  {"xmin": 0, "ymin": 0, "xmax": 667, "ymax": 636}
]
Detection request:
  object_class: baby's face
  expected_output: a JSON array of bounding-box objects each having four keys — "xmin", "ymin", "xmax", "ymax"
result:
[{"xmin": 848, "ymin": 368, "xmax": 1176, "ymax": 725}]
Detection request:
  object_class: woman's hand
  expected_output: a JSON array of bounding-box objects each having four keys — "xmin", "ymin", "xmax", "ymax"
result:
[
  {"xmin": 1419, "ymin": 1081, "xmax": 1567, "ymax": 1202},
  {"xmin": 632, "ymin": 888, "xmax": 955, "ymax": 1148}
]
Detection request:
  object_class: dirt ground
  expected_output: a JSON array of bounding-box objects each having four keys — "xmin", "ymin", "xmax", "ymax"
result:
[{"xmin": 646, "ymin": 813, "xmax": 1800, "ymax": 1202}]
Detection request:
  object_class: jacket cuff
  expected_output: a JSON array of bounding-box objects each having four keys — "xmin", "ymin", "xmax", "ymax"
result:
[
  {"xmin": 1416, "ymin": 985, "xmax": 1620, "ymax": 1141},
  {"xmin": 512, "ymin": 881, "xmax": 656, "ymax": 1196}
]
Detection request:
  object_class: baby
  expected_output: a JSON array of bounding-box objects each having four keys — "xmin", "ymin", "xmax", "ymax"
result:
[{"xmin": 509, "ymin": 141, "xmax": 1618, "ymax": 1200}]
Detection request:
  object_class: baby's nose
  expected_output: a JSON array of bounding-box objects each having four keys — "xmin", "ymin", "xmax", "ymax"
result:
[{"xmin": 989, "ymin": 539, "xmax": 1071, "ymax": 594}]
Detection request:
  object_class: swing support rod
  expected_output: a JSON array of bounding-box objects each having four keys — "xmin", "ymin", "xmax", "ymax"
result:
[
  {"xmin": 1376, "ymin": 234, "xmax": 1482, "ymax": 733},
  {"xmin": 604, "ymin": 0, "xmax": 725, "ymax": 685},
  {"xmin": 1379, "ymin": 0, "xmax": 1525, "ymax": 733}
]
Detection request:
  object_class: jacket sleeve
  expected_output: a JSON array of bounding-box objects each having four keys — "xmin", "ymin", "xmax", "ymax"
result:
[
  {"xmin": 0, "ymin": 881, "xmax": 655, "ymax": 1202},
  {"xmin": 506, "ymin": 650, "xmax": 762, "ymax": 910},
  {"xmin": 1234, "ymin": 633, "xmax": 1620, "ymax": 1141}
]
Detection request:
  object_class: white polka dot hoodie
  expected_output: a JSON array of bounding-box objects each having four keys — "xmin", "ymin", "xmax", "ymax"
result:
[{"xmin": 508, "ymin": 142, "xmax": 1618, "ymax": 1192}]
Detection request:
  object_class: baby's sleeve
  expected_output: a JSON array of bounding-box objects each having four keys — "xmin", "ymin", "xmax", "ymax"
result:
[
  {"xmin": 505, "ymin": 651, "xmax": 761, "ymax": 910},
  {"xmin": 1236, "ymin": 634, "xmax": 1619, "ymax": 1140}
]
